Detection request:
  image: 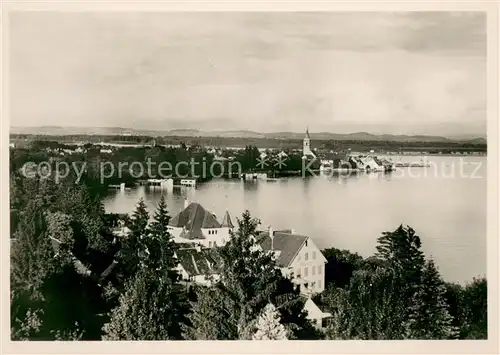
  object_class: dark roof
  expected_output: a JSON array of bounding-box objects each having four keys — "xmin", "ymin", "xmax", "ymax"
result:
[
  {"xmin": 259, "ymin": 231, "xmax": 308, "ymax": 267},
  {"xmin": 305, "ymin": 128, "xmax": 310, "ymax": 139},
  {"xmin": 221, "ymin": 211, "xmax": 234, "ymax": 228},
  {"xmin": 176, "ymin": 248, "xmax": 219, "ymax": 276},
  {"xmin": 169, "ymin": 203, "xmax": 221, "ymax": 232}
]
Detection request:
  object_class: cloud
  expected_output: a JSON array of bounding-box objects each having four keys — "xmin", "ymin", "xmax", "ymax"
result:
[{"xmin": 8, "ymin": 11, "xmax": 486, "ymax": 134}]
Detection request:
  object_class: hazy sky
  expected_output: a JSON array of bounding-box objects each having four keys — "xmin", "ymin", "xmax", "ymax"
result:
[{"xmin": 9, "ymin": 12, "xmax": 486, "ymax": 134}]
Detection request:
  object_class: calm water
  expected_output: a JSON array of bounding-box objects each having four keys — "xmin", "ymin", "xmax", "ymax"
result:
[{"xmin": 103, "ymin": 155, "xmax": 487, "ymax": 284}]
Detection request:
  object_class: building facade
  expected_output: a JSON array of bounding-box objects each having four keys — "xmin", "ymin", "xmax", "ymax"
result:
[
  {"xmin": 259, "ymin": 228, "xmax": 327, "ymax": 295},
  {"xmin": 168, "ymin": 200, "xmax": 234, "ymax": 248}
]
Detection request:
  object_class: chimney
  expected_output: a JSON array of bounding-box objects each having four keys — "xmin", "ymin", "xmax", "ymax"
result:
[
  {"xmin": 184, "ymin": 197, "xmax": 189, "ymax": 209},
  {"xmin": 269, "ymin": 225, "xmax": 274, "ymax": 250}
]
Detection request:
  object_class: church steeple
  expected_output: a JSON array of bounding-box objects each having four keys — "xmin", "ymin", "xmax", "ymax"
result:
[{"xmin": 302, "ymin": 127, "xmax": 316, "ymax": 159}]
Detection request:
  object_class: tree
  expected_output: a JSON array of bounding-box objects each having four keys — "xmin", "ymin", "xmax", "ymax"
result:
[
  {"xmin": 252, "ymin": 303, "xmax": 288, "ymax": 340},
  {"xmin": 405, "ymin": 259, "xmax": 457, "ymax": 339},
  {"xmin": 324, "ymin": 267, "xmax": 407, "ymax": 340},
  {"xmin": 375, "ymin": 225, "xmax": 426, "ymax": 325},
  {"xmin": 184, "ymin": 286, "xmax": 237, "ymax": 340},
  {"xmin": 461, "ymin": 277, "xmax": 487, "ymax": 339},
  {"xmin": 103, "ymin": 198, "xmax": 189, "ymax": 340},
  {"xmin": 147, "ymin": 196, "xmax": 177, "ymax": 276},
  {"xmin": 118, "ymin": 199, "xmax": 149, "ymax": 280},
  {"xmin": 103, "ymin": 268, "xmax": 185, "ymax": 340},
  {"xmin": 375, "ymin": 225, "xmax": 425, "ymax": 287},
  {"xmin": 186, "ymin": 211, "xmax": 319, "ymax": 340}
]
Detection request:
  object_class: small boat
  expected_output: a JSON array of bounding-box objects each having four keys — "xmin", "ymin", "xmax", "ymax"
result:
[{"xmin": 266, "ymin": 178, "xmax": 279, "ymax": 182}]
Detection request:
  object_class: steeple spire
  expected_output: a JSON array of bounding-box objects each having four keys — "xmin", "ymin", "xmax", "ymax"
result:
[{"xmin": 305, "ymin": 127, "xmax": 310, "ymax": 139}]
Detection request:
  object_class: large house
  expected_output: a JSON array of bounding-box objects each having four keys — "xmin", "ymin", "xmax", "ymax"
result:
[
  {"xmin": 258, "ymin": 227, "xmax": 327, "ymax": 295},
  {"xmin": 168, "ymin": 200, "xmax": 235, "ymax": 247},
  {"xmin": 174, "ymin": 245, "xmax": 220, "ymax": 286}
]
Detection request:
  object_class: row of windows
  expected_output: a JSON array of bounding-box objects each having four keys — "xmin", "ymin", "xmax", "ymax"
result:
[
  {"xmin": 295, "ymin": 265, "xmax": 323, "ymax": 278},
  {"xmin": 208, "ymin": 241, "xmax": 218, "ymax": 247},
  {"xmin": 300, "ymin": 280, "xmax": 322, "ymax": 292},
  {"xmin": 297, "ymin": 250, "xmax": 317, "ymax": 262},
  {"xmin": 208, "ymin": 229, "xmax": 218, "ymax": 235}
]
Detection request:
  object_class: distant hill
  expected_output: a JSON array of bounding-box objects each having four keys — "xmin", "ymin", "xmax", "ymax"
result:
[{"xmin": 9, "ymin": 126, "xmax": 486, "ymax": 143}]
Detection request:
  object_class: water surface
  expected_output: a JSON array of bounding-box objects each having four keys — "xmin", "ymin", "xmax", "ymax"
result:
[{"xmin": 103, "ymin": 155, "xmax": 487, "ymax": 284}]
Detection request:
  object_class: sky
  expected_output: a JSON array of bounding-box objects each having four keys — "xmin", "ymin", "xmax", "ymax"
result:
[{"xmin": 9, "ymin": 12, "xmax": 487, "ymax": 135}]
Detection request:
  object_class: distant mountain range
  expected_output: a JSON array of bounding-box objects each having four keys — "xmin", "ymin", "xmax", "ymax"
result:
[{"xmin": 10, "ymin": 126, "xmax": 486, "ymax": 144}]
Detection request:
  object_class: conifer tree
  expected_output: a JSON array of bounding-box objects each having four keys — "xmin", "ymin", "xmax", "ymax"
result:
[
  {"xmin": 375, "ymin": 225, "xmax": 425, "ymax": 286},
  {"xmin": 252, "ymin": 303, "xmax": 288, "ymax": 340},
  {"xmin": 118, "ymin": 199, "xmax": 150, "ymax": 280},
  {"xmin": 186, "ymin": 211, "xmax": 319, "ymax": 340},
  {"xmin": 104, "ymin": 198, "xmax": 188, "ymax": 340},
  {"xmin": 375, "ymin": 225, "xmax": 426, "ymax": 327},
  {"xmin": 405, "ymin": 259, "xmax": 457, "ymax": 339},
  {"xmin": 147, "ymin": 196, "xmax": 178, "ymax": 278}
]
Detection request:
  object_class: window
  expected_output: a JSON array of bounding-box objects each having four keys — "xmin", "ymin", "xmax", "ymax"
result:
[
  {"xmin": 296, "ymin": 268, "xmax": 301, "ymax": 278},
  {"xmin": 318, "ymin": 265, "xmax": 322, "ymax": 275},
  {"xmin": 312, "ymin": 266, "xmax": 315, "ymax": 275},
  {"xmin": 215, "ymin": 230, "xmax": 217, "ymax": 234},
  {"xmin": 313, "ymin": 251, "xmax": 316, "ymax": 260},
  {"xmin": 213, "ymin": 241, "xmax": 217, "ymax": 247},
  {"xmin": 305, "ymin": 252, "xmax": 308, "ymax": 261},
  {"xmin": 304, "ymin": 267, "xmax": 308, "ymax": 277},
  {"xmin": 208, "ymin": 241, "xmax": 212, "ymax": 247}
]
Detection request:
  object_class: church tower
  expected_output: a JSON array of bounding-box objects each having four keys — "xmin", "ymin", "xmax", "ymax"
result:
[{"xmin": 302, "ymin": 127, "xmax": 316, "ymax": 158}]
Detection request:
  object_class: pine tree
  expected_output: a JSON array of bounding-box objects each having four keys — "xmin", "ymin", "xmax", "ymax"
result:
[
  {"xmin": 252, "ymin": 303, "xmax": 288, "ymax": 340},
  {"xmin": 104, "ymin": 198, "xmax": 189, "ymax": 340},
  {"xmin": 405, "ymin": 259, "xmax": 457, "ymax": 339},
  {"xmin": 375, "ymin": 225, "xmax": 426, "ymax": 327},
  {"xmin": 186, "ymin": 211, "xmax": 319, "ymax": 340},
  {"xmin": 375, "ymin": 225, "xmax": 425, "ymax": 286},
  {"xmin": 118, "ymin": 199, "xmax": 150, "ymax": 280},
  {"xmin": 147, "ymin": 196, "xmax": 178, "ymax": 278}
]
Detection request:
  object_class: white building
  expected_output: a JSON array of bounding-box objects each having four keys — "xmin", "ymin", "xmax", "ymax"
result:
[
  {"xmin": 302, "ymin": 128, "xmax": 316, "ymax": 159},
  {"xmin": 168, "ymin": 200, "xmax": 234, "ymax": 248},
  {"xmin": 360, "ymin": 156, "xmax": 383, "ymax": 171},
  {"xmin": 259, "ymin": 228, "xmax": 327, "ymax": 295},
  {"xmin": 174, "ymin": 246, "xmax": 220, "ymax": 286},
  {"xmin": 302, "ymin": 298, "xmax": 332, "ymax": 330}
]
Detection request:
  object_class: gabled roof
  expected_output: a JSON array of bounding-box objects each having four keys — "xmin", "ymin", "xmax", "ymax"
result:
[
  {"xmin": 221, "ymin": 211, "xmax": 234, "ymax": 229},
  {"xmin": 169, "ymin": 203, "xmax": 221, "ymax": 237},
  {"xmin": 258, "ymin": 231, "xmax": 308, "ymax": 267},
  {"xmin": 176, "ymin": 248, "xmax": 220, "ymax": 276}
]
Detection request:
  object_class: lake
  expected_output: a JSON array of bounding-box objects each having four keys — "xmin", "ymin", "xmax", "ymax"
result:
[{"xmin": 103, "ymin": 155, "xmax": 487, "ymax": 284}]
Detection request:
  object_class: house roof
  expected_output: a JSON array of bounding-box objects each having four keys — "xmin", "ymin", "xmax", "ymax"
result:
[
  {"xmin": 258, "ymin": 231, "xmax": 308, "ymax": 267},
  {"xmin": 169, "ymin": 203, "xmax": 221, "ymax": 239},
  {"xmin": 221, "ymin": 211, "xmax": 234, "ymax": 228},
  {"xmin": 176, "ymin": 248, "xmax": 219, "ymax": 276}
]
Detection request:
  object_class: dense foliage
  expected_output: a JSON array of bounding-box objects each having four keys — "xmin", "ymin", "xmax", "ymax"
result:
[
  {"xmin": 319, "ymin": 226, "xmax": 487, "ymax": 340},
  {"xmin": 10, "ymin": 154, "xmax": 487, "ymax": 340}
]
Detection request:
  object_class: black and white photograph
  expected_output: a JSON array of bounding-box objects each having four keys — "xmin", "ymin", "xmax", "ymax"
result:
[{"xmin": 3, "ymin": 3, "xmax": 497, "ymax": 351}]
